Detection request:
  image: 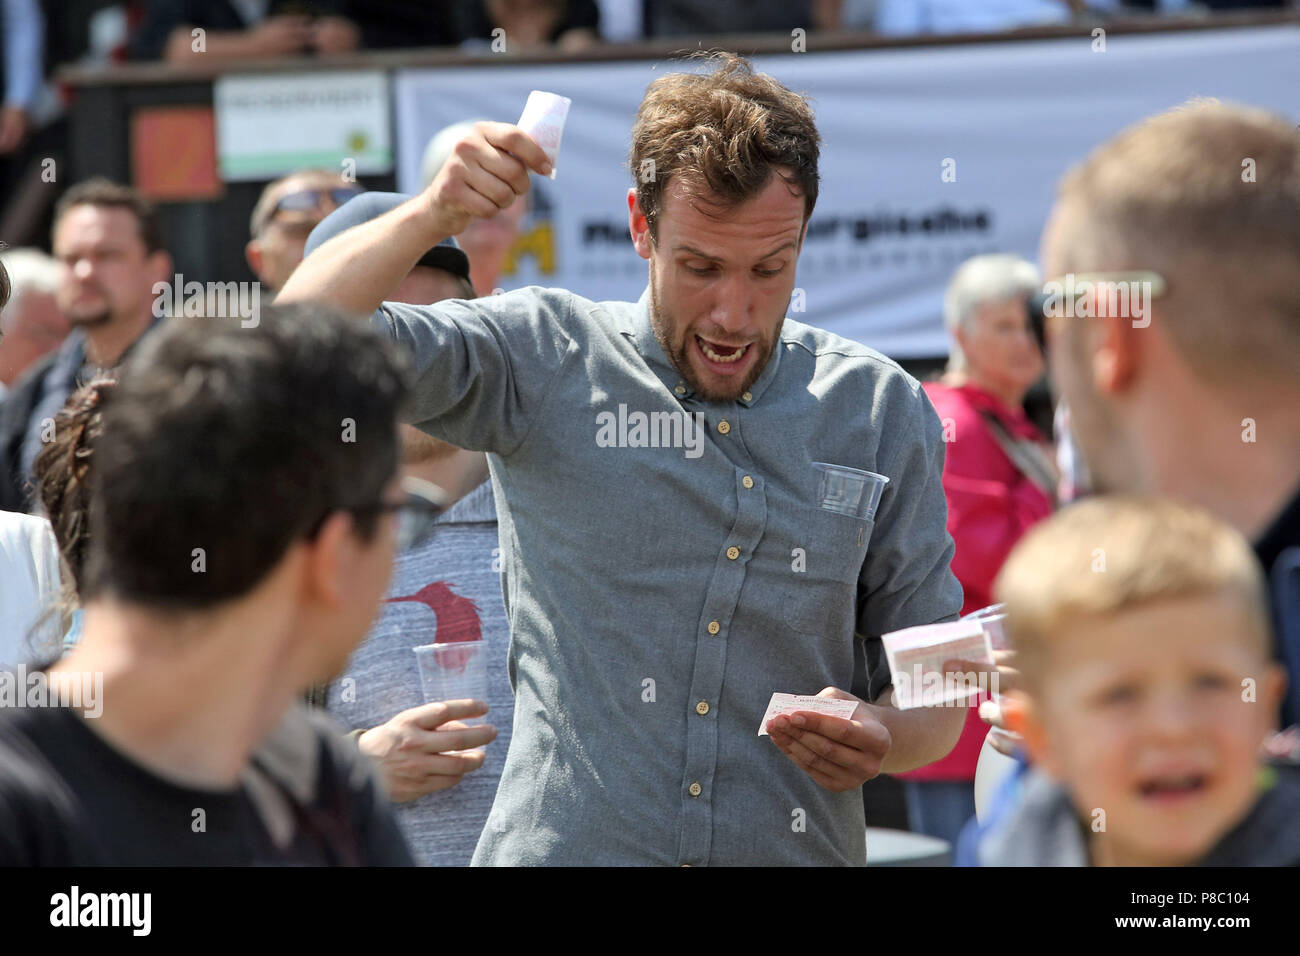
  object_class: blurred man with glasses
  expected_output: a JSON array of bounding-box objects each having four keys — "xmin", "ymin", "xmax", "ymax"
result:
[
  {"xmin": 1039, "ymin": 100, "xmax": 1300, "ymax": 734},
  {"xmin": 245, "ymin": 170, "xmax": 363, "ymax": 295},
  {"xmin": 0, "ymin": 303, "xmax": 418, "ymax": 864}
]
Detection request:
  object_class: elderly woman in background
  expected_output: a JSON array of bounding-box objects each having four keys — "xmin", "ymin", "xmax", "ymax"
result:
[{"xmin": 894, "ymin": 254, "xmax": 1057, "ymax": 846}]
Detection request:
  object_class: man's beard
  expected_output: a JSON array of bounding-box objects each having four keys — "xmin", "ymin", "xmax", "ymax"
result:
[
  {"xmin": 647, "ymin": 262, "xmax": 778, "ymax": 403},
  {"xmin": 65, "ymin": 306, "xmax": 112, "ymax": 329}
]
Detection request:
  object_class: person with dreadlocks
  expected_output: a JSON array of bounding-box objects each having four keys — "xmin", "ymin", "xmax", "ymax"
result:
[{"xmin": 31, "ymin": 376, "xmax": 116, "ymax": 651}]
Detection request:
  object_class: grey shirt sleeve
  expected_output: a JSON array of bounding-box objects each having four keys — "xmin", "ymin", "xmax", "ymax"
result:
[
  {"xmin": 371, "ymin": 288, "xmax": 576, "ymax": 456},
  {"xmin": 856, "ymin": 374, "xmax": 964, "ymax": 697}
]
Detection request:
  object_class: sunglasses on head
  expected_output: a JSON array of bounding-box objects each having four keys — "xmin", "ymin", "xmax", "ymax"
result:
[{"xmin": 273, "ymin": 186, "xmax": 363, "ymax": 218}]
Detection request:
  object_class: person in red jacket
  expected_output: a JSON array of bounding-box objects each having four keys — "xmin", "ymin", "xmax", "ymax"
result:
[{"xmin": 895, "ymin": 254, "xmax": 1056, "ymax": 845}]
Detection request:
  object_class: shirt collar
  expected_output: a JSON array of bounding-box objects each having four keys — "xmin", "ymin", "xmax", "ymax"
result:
[
  {"xmin": 622, "ymin": 285, "xmax": 782, "ymax": 408},
  {"xmin": 55, "ymin": 312, "xmax": 168, "ymax": 381}
]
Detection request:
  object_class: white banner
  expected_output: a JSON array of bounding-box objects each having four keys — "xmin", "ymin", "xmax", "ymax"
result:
[
  {"xmin": 215, "ymin": 70, "xmax": 392, "ymax": 182},
  {"xmin": 394, "ymin": 26, "xmax": 1300, "ymax": 357}
]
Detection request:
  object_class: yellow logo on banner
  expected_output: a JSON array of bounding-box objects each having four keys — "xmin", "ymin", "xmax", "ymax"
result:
[{"xmin": 504, "ymin": 222, "xmax": 556, "ymax": 275}]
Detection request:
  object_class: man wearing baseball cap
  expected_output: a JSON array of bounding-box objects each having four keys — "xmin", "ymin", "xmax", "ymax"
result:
[{"xmin": 304, "ymin": 194, "xmax": 510, "ymax": 866}]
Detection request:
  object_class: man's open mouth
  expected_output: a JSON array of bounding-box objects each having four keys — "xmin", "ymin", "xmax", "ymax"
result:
[{"xmin": 696, "ymin": 335, "xmax": 750, "ymax": 365}]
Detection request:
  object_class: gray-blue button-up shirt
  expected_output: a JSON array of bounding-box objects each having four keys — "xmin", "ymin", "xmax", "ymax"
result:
[{"xmin": 372, "ymin": 286, "xmax": 962, "ymax": 865}]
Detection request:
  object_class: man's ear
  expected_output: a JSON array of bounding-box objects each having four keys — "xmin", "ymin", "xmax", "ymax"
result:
[
  {"xmin": 245, "ymin": 239, "xmax": 264, "ymax": 279},
  {"xmin": 149, "ymin": 249, "xmax": 174, "ymax": 286},
  {"xmin": 302, "ymin": 511, "xmax": 357, "ymax": 611},
  {"xmin": 1261, "ymin": 662, "xmax": 1288, "ymax": 732},
  {"xmin": 627, "ymin": 188, "xmax": 652, "ymax": 261},
  {"xmin": 953, "ymin": 321, "xmax": 972, "ymax": 367},
  {"xmin": 1086, "ymin": 287, "xmax": 1142, "ymax": 397}
]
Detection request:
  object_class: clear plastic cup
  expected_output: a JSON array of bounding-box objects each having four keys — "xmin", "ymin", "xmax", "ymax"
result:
[
  {"xmin": 413, "ymin": 641, "xmax": 488, "ymax": 722},
  {"xmin": 962, "ymin": 602, "xmax": 1007, "ymax": 621},
  {"xmin": 978, "ymin": 613, "xmax": 1010, "ymax": 652},
  {"xmin": 812, "ymin": 462, "xmax": 890, "ymax": 519}
]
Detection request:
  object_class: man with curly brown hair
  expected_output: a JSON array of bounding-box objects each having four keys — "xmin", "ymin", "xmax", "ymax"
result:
[{"xmin": 282, "ymin": 54, "xmax": 964, "ymax": 865}]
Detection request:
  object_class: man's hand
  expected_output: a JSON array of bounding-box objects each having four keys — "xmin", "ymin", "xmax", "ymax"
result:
[
  {"xmin": 246, "ymin": 15, "xmax": 314, "ymax": 56},
  {"xmin": 766, "ymin": 687, "xmax": 892, "ymax": 792},
  {"xmin": 978, "ymin": 698, "xmax": 1025, "ymax": 758},
  {"xmin": 0, "ymin": 106, "xmax": 30, "ymax": 154},
  {"xmin": 422, "ymin": 122, "xmax": 551, "ymax": 238},
  {"xmin": 357, "ymin": 699, "xmax": 497, "ymax": 802},
  {"xmin": 945, "ymin": 649, "xmax": 1020, "ymax": 696},
  {"xmin": 951, "ymin": 648, "xmax": 1024, "ymax": 757},
  {"xmin": 311, "ymin": 16, "xmax": 361, "ymax": 55}
]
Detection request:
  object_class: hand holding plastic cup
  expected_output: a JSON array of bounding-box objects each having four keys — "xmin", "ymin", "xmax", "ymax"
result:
[
  {"xmin": 517, "ymin": 90, "xmax": 570, "ymax": 180},
  {"xmin": 962, "ymin": 603, "xmax": 1010, "ymax": 651},
  {"xmin": 413, "ymin": 641, "xmax": 488, "ymax": 725}
]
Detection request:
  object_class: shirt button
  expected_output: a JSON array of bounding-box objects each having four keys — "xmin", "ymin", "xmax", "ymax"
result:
[
  {"xmin": 674, "ymin": 385, "xmax": 687, "ymax": 395},
  {"xmin": 707, "ymin": 620, "xmax": 720, "ymax": 635},
  {"xmin": 717, "ymin": 420, "xmax": 731, "ymax": 435},
  {"xmin": 742, "ymin": 391, "xmax": 753, "ymax": 402},
  {"xmin": 688, "ymin": 782, "xmax": 702, "ymax": 797},
  {"xmin": 726, "ymin": 546, "xmax": 739, "ymax": 560},
  {"xmin": 696, "ymin": 700, "xmax": 710, "ymax": 716},
  {"xmin": 742, "ymin": 475, "xmax": 754, "ymax": 489}
]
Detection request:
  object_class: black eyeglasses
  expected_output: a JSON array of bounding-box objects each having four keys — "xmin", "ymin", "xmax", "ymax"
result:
[
  {"xmin": 273, "ymin": 187, "xmax": 363, "ymax": 218},
  {"xmin": 311, "ymin": 476, "xmax": 448, "ymax": 552}
]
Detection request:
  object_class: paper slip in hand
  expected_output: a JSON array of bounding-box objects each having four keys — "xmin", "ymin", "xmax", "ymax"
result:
[
  {"xmin": 517, "ymin": 90, "xmax": 571, "ymax": 179},
  {"xmin": 758, "ymin": 693, "xmax": 859, "ymax": 735},
  {"xmin": 882, "ymin": 619, "xmax": 994, "ymax": 711}
]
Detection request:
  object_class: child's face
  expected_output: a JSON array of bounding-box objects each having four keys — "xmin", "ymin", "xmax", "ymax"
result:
[{"xmin": 1023, "ymin": 592, "xmax": 1284, "ymax": 866}]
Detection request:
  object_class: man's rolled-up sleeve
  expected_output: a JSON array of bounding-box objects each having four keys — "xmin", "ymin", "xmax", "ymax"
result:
[
  {"xmin": 856, "ymin": 379, "xmax": 964, "ymax": 698},
  {"xmin": 372, "ymin": 288, "xmax": 575, "ymax": 457}
]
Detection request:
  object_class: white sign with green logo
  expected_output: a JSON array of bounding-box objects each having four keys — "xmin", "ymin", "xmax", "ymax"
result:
[{"xmin": 215, "ymin": 70, "xmax": 392, "ymax": 182}]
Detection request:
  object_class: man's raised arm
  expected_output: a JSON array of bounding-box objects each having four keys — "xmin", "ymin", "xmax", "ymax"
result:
[{"xmin": 276, "ymin": 122, "xmax": 552, "ymax": 312}]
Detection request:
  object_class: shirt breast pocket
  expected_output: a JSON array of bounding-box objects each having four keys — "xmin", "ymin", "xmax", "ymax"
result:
[{"xmin": 784, "ymin": 505, "xmax": 874, "ymax": 637}]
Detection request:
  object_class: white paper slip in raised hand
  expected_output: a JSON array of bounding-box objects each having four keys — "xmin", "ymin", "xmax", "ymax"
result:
[
  {"xmin": 882, "ymin": 619, "xmax": 994, "ymax": 710},
  {"xmin": 517, "ymin": 90, "xmax": 571, "ymax": 180},
  {"xmin": 758, "ymin": 693, "xmax": 859, "ymax": 735}
]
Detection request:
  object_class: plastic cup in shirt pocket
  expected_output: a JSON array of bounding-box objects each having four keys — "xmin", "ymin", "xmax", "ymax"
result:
[
  {"xmin": 812, "ymin": 462, "xmax": 889, "ymax": 519},
  {"xmin": 783, "ymin": 465, "xmax": 888, "ymax": 636}
]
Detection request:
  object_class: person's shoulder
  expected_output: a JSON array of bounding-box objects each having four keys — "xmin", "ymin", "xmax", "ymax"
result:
[
  {"xmin": 256, "ymin": 703, "xmax": 368, "ymax": 796},
  {"xmin": 0, "ymin": 706, "xmax": 84, "ymax": 864},
  {"xmin": 920, "ymin": 380, "xmax": 983, "ymax": 426},
  {"xmin": 0, "ymin": 351, "xmax": 60, "ymax": 423},
  {"xmin": 0, "ymin": 510, "xmax": 55, "ymax": 551},
  {"xmin": 780, "ymin": 317, "xmax": 938, "ymax": 433},
  {"xmin": 384, "ymin": 285, "xmax": 586, "ymax": 331},
  {"xmin": 291, "ymin": 705, "xmax": 384, "ymax": 807},
  {"xmin": 1200, "ymin": 761, "xmax": 1300, "ymax": 866},
  {"xmin": 780, "ymin": 317, "xmax": 921, "ymax": 390},
  {"xmin": 291, "ymin": 705, "xmax": 414, "ymax": 865},
  {"xmin": 976, "ymin": 766, "xmax": 1089, "ymax": 866}
]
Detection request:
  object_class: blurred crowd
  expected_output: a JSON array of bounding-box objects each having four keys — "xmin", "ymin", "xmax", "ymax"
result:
[{"xmin": 1, "ymin": 0, "xmax": 1294, "ymax": 158}]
